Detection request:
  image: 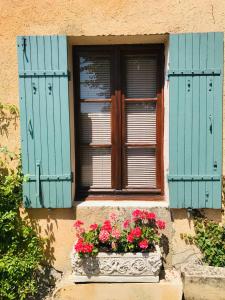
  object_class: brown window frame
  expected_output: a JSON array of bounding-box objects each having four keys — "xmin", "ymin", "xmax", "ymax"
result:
[{"xmin": 73, "ymin": 44, "xmax": 164, "ymax": 201}]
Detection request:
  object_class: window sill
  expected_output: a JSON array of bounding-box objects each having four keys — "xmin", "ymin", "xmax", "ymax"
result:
[{"xmin": 73, "ymin": 198, "xmax": 168, "ymax": 208}]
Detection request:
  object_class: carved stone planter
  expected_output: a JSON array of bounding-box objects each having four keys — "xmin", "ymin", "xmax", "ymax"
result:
[
  {"xmin": 181, "ymin": 262, "xmax": 225, "ymax": 300},
  {"xmin": 71, "ymin": 246, "xmax": 162, "ymax": 282}
]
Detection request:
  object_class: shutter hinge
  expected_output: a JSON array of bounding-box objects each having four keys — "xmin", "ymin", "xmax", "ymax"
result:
[{"xmin": 68, "ymin": 70, "xmax": 71, "ymax": 81}]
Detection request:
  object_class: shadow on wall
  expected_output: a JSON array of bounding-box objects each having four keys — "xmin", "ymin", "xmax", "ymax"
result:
[{"xmin": 22, "ymin": 208, "xmax": 76, "ymax": 267}]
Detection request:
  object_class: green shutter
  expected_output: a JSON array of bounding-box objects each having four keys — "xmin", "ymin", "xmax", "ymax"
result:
[
  {"xmin": 168, "ymin": 32, "xmax": 223, "ymax": 208},
  {"xmin": 17, "ymin": 35, "xmax": 72, "ymax": 208}
]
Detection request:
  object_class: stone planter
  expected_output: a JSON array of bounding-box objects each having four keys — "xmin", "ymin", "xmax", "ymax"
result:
[
  {"xmin": 71, "ymin": 246, "xmax": 162, "ymax": 283},
  {"xmin": 181, "ymin": 262, "xmax": 225, "ymax": 300}
]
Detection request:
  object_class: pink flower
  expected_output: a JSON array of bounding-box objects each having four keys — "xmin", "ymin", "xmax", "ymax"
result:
[
  {"xmin": 139, "ymin": 239, "xmax": 149, "ymax": 249},
  {"xmin": 109, "ymin": 212, "xmax": 117, "ymax": 222},
  {"xmin": 127, "ymin": 233, "xmax": 134, "ymax": 243},
  {"xmin": 99, "ymin": 230, "xmax": 110, "ymax": 243},
  {"xmin": 90, "ymin": 223, "xmax": 98, "ymax": 231},
  {"xmin": 73, "ymin": 220, "xmax": 84, "ymax": 229},
  {"xmin": 123, "ymin": 219, "xmax": 131, "ymax": 229},
  {"xmin": 111, "ymin": 228, "xmax": 121, "ymax": 239},
  {"xmin": 131, "ymin": 227, "xmax": 142, "ymax": 238},
  {"xmin": 156, "ymin": 220, "xmax": 166, "ymax": 230},
  {"xmin": 101, "ymin": 220, "xmax": 112, "ymax": 233}
]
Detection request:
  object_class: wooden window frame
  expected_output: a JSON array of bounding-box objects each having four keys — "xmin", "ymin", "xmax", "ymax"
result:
[{"xmin": 73, "ymin": 44, "xmax": 165, "ymax": 201}]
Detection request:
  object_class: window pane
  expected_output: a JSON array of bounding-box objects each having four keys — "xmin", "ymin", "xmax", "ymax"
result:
[
  {"xmin": 125, "ymin": 55, "xmax": 157, "ymax": 98},
  {"xmin": 80, "ymin": 147, "xmax": 111, "ymax": 188},
  {"xmin": 125, "ymin": 148, "xmax": 156, "ymax": 188},
  {"xmin": 80, "ymin": 103, "xmax": 111, "ymax": 144},
  {"xmin": 80, "ymin": 55, "xmax": 111, "ymax": 99},
  {"xmin": 126, "ymin": 102, "xmax": 156, "ymax": 144}
]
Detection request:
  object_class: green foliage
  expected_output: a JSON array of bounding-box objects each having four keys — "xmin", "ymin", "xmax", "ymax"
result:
[
  {"xmin": 0, "ymin": 103, "xmax": 44, "ymax": 300},
  {"xmin": 181, "ymin": 217, "xmax": 225, "ymax": 267}
]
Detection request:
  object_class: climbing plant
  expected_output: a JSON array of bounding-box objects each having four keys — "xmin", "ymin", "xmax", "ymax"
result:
[
  {"xmin": 0, "ymin": 102, "xmax": 45, "ymax": 300},
  {"xmin": 181, "ymin": 217, "xmax": 225, "ymax": 267}
]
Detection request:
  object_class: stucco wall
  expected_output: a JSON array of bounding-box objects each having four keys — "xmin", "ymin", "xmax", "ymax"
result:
[{"xmin": 1, "ymin": 0, "xmax": 225, "ymax": 272}]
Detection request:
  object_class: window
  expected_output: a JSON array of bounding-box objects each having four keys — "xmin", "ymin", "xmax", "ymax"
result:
[{"xmin": 74, "ymin": 45, "xmax": 164, "ymax": 200}]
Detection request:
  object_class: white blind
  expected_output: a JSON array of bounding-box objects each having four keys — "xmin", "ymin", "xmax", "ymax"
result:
[
  {"xmin": 125, "ymin": 148, "xmax": 156, "ymax": 188},
  {"xmin": 80, "ymin": 147, "xmax": 111, "ymax": 188},
  {"xmin": 125, "ymin": 55, "xmax": 157, "ymax": 98},
  {"xmin": 80, "ymin": 55, "xmax": 111, "ymax": 99},
  {"xmin": 126, "ymin": 102, "xmax": 156, "ymax": 144},
  {"xmin": 80, "ymin": 103, "xmax": 111, "ymax": 144}
]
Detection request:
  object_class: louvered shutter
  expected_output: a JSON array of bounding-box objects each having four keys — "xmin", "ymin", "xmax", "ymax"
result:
[
  {"xmin": 17, "ymin": 35, "xmax": 72, "ymax": 208},
  {"xmin": 168, "ymin": 32, "xmax": 223, "ymax": 208}
]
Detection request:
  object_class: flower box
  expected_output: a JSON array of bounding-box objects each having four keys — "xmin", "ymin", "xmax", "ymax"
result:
[
  {"xmin": 71, "ymin": 245, "xmax": 162, "ymax": 282},
  {"xmin": 71, "ymin": 209, "xmax": 165, "ymax": 283}
]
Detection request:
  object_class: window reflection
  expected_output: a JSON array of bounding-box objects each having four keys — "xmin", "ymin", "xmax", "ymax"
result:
[{"xmin": 80, "ymin": 56, "xmax": 111, "ymax": 99}]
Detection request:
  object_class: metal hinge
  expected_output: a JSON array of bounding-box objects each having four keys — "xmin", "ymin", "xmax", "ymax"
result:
[
  {"xmin": 167, "ymin": 69, "xmax": 221, "ymax": 80},
  {"xmin": 168, "ymin": 175, "xmax": 221, "ymax": 181}
]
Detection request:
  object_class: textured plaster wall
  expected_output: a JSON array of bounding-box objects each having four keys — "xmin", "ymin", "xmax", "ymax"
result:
[{"xmin": 1, "ymin": 0, "xmax": 225, "ymax": 272}]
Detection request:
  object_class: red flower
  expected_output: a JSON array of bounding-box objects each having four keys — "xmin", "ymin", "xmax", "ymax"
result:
[
  {"xmin": 101, "ymin": 220, "xmax": 112, "ymax": 233},
  {"xmin": 123, "ymin": 219, "xmax": 131, "ymax": 229},
  {"xmin": 127, "ymin": 233, "xmax": 134, "ymax": 243},
  {"xmin": 74, "ymin": 239, "xmax": 94, "ymax": 253},
  {"xmin": 90, "ymin": 223, "xmax": 98, "ymax": 231},
  {"xmin": 131, "ymin": 227, "xmax": 142, "ymax": 238},
  {"xmin": 147, "ymin": 212, "xmax": 156, "ymax": 220},
  {"xmin": 139, "ymin": 239, "xmax": 149, "ymax": 249},
  {"xmin": 132, "ymin": 209, "xmax": 142, "ymax": 220},
  {"xmin": 73, "ymin": 220, "xmax": 84, "ymax": 229},
  {"xmin": 99, "ymin": 230, "xmax": 110, "ymax": 243},
  {"xmin": 156, "ymin": 220, "xmax": 166, "ymax": 230}
]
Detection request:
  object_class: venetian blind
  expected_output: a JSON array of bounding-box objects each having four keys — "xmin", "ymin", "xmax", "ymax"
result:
[
  {"xmin": 80, "ymin": 103, "xmax": 111, "ymax": 144},
  {"xmin": 126, "ymin": 102, "xmax": 156, "ymax": 144},
  {"xmin": 80, "ymin": 55, "xmax": 111, "ymax": 99},
  {"xmin": 125, "ymin": 148, "xmax": 156, "ymax": 188},
  {"xmin": 80, "ymin": 147, "xmax": 111, "ymax": 188},
  {"xmin": 79, "ymin": 54, "xmax": 112, "ymax": 189},
  {"xmin": 124, "ymin": 54, "xmax": 157, "ymax": 189},
  {"xmin": 125, "ymin": 55, "xmax": 157, "ymax": 98}
]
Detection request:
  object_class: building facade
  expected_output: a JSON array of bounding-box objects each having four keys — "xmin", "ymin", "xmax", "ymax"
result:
[{"xmin": 0, "ymin": 0, "xmax": 225, "ymax": 273}]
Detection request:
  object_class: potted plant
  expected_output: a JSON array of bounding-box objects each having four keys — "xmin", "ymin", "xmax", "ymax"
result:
[{"xmin": 71, "ymin": 209, "xmax": 166, "ymax": 283}]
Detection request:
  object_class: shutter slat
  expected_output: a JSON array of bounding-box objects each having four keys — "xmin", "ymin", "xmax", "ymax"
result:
[
  {"xmin": 169, "ymin": 32, "xmax": 223, "ymax": 209},
  {"xmin": 17, "ymin": 35, "xmax": 72, "ymax": 208}
]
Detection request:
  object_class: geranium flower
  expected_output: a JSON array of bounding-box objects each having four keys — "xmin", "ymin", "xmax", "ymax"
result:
[
  {"xmin": 74, "ymin": 239, "xmax": 94, "ymax": 253},
  {"xmin": 156, "ymin": 220, "xmax": 166, "ymax": 230},
  {"xmin": 73, "ymin": 220, "xmax": 84, "ymax": 229},
  {"xmin": 111, "ymin": 228, "xmax": 121, "ymax": 239},
  {"xmin": 132, "ymin": 209, "xmax": 142, "ymax": 220},
  {"xmin": 139, "ymin": 239, "xmax": 148, "ymax": 249},
  {"xmin": 123, "ymin": 219, "xmax": 131, "ymax": 229},
  {"xmin": 109, "ymin": 212, "xmax": 117, "ymax": 222},
  {"xmin": 101, "ymin": 220, "xmax": 112, "ymax": 233},
  {"xmin": 90, "ymin": 223, "xmax": 98, "ymax": 231},
  {"xmin": 131, "ymin": 227, "xmax": 142, "ymax": 238},
  {"xmin": 127, "ymin": 233, "xmax": 134, "ymax": 243},
  {"xmin": 99, "ymin": 230, "xmax": 110, "ymax": 243},
  {"xmin": 147, "ymin": 212, "xmax": 156, "ymax": 220}
]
